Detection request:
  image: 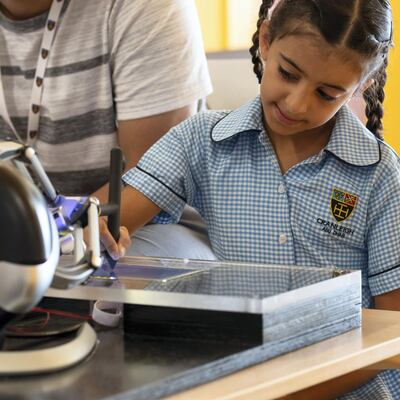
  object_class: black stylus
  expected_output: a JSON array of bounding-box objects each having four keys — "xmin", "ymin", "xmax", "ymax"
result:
[{"xmin": 105, "ymin": 148, "xmax": 123, "ymax": 269}]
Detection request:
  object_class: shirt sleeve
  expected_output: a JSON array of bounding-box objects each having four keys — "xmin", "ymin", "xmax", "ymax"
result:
[
  {"xmin": 122, "ymin": 114, "xmax": 204, "ymax": 223},
  {"xmin": 108, "ymin": 0, "xmax": 212, "ymax": 121},
  {"xmin": 367, "ymin": 160, "xmax": 400, "ymax": 296}
]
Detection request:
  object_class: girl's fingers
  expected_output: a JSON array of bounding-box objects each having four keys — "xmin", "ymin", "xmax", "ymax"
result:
[
  {"xmin": 117, "ymin": 226, "xmax": 131, "ymax": 258},
  {"xmin": 99, "ymin": 219, "xmax": 131, "ymax": 260},
  {"xmin": 99, "ymin": 218, "xmax": 119, "ymax": 260}
]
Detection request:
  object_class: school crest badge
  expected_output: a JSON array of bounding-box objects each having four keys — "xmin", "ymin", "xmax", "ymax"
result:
[{"xmin": 330, "ymin": 188, "xmax": 358, "ymax": 223}]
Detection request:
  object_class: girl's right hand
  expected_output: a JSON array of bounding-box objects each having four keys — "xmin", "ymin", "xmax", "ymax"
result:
[{"xmin": 99, "ymin": 218, "xmax": 131, "ymax": 260}]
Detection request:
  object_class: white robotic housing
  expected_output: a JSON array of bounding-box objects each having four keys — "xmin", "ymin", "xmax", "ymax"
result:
[
  {"xmin": 0, "ymin": 140, "xmax": 124, "ymax": 374},
  {"xmin": 0, "ymin": 163, "xmax": 59, "ymax": 329}
]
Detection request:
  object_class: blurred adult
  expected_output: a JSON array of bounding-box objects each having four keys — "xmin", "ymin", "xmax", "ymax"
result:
[{"xmin": 0, "ymin": 0, "xmax": 216, "ymax": 259}]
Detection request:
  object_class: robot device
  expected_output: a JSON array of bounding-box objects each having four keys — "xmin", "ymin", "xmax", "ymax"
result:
[{"xmin": 0, "ymin": 141, "xmax": 123, "ymax": 339}]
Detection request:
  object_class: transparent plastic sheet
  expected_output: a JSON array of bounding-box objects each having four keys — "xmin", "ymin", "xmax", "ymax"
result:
[{"xmin": 88, "ymin": 255, "xmax": 345, "ymax": 294}]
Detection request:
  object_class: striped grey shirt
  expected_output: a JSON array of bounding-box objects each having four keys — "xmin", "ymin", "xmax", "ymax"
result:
[{"xmin": 0, "ymin": 0, "xmax": 212, "ymax": 195}]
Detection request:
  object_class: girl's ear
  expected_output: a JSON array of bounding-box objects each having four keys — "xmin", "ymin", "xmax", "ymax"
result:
[
  {"xmin": 259, "ymin": 20, "xmax": 271, "ymax": 63},
  {"xmin": 350, "ymin": 78, "xmax": 374, "ymax": 101},
  {"xmin": 360, "ymin": 78, "xmax": 374, "ymax": 94}
]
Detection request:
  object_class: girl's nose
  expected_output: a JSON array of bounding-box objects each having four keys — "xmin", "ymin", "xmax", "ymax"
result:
[{"xmin": 285, "ymin": 87, "xmax": 309, "ymax": 115}]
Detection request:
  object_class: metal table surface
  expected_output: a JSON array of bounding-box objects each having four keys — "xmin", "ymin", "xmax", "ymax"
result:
[
  {"xmin": 0, "ymin": 310, "xmax": 399, "ymax": 400},
  {"xmin": 0, "ymin": 317, "xmax": 250, "ymax": 400}
]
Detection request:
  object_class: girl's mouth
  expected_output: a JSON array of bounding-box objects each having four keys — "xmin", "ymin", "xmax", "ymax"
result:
[{"xmin": 273, "ymin": 104, "xmax": 302, "ymax": 126}]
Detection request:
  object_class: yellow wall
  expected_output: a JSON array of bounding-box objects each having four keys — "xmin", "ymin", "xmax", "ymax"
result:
[
  {"xmin": 195, "ymin": 0, "xmax": 227, "ymax": 52},
  {"xmin": 195, "ymin": 0, "xmax": 259, "ymax": 50},
  {"xmin": 384, "ymin": 1, "xmax": 400, "ymax": 150},
  {"xmin": 196, "ymin": 0, "xmax": 400, "ymax": 151}
]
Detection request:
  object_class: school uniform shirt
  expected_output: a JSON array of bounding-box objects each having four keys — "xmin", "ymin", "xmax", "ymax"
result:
[{"xmin": 123, "ymin": 95, "xmax": 400, "ymax": 400}]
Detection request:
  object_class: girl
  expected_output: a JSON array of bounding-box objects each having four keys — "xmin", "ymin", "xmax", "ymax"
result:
[{"xmin": 104, "ymin": 0, "xmax": 399, "ymax": 398}]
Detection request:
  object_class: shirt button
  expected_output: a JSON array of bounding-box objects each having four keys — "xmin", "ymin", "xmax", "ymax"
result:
[
  {"xmin": 279, "ymin": 234, "xmax": 287, "ymax": 245},
  {"xmin": 277, "ymin": 184, "xmax": 286, "ymax": 193}
]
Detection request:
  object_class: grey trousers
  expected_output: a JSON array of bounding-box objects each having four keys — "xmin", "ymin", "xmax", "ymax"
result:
[{"xmin": 126, "ymin": 206, "xmax": 217, "ymax": 260}]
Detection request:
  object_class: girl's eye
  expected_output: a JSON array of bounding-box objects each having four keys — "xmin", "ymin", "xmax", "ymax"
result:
[
  {"xmin": 278, "ymin": 66, "xmax": 298, "ymax": 82},
  {"xmin": 278, "ymin": 65, "xmax": 337, "ymax": 102},
  {"xmin": 317, "ymin": 89, "xmax": 336, "ymax": 102}
]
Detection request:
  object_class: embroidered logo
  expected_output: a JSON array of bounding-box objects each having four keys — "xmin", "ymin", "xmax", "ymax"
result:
[{"xmin": 330, "ymin": 188, "xmax": 358, "ymax": 223}]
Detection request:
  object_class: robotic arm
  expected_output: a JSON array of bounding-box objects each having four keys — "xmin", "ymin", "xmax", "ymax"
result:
[
  {"xmin": 0, "ymin": 161, "xmax": 59, "ymax": 329},
  {"xmin": 0, "ymin": 141, "xmax": 122, "ymax": 333}
]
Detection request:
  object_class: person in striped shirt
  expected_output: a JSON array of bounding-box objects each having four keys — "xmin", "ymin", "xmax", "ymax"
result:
[{"xmin": 0, "ymin": 0, "xmax": 216, "ymax": 259}]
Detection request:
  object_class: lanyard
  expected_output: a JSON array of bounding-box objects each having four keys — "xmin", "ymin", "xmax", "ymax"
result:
[{"xmin": 0, "ymin": 0, "xmax": 65, "ymax": 145}]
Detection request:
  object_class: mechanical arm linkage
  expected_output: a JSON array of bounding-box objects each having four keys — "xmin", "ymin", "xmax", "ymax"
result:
[{"xmin": 0, "ymin": 140, "xmax": 122, "ymax": 329}]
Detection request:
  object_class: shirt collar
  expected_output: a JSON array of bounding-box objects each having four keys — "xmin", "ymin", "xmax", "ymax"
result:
[
  {"xmin": 211, "ymin": 96, "xmax": 380, "ymax": 167},
  {"xmin": 325, "ymin": 105, "xmax": 380, "ymax": 166},
  {"xmin": 211, "ymin": 96, "xmax": 263, "ymax": 142}
]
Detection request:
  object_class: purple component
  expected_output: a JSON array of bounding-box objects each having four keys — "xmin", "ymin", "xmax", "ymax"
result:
[{"xmin": 52, "ymin": 195, "xmax": 89, "ymax": 232}]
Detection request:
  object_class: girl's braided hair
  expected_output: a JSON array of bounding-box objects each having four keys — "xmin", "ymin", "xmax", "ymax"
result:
[{"xmin": 249, "ymin": 0, "xmax": 393, "ymax": 139}]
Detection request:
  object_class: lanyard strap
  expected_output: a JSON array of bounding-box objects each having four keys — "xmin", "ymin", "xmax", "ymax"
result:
[{"xmin": 0, "ymin": 0, "xmax": 65, "ymax": 145}]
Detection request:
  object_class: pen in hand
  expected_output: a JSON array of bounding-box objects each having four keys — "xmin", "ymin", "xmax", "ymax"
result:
[{"xmin": 103, "ymin": 147, "xmax": 123, "ymax": 269}]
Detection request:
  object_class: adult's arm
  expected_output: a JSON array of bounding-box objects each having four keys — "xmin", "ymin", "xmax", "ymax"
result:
[
  {"xmin": 92, "ymin": 0, "xmax": 210, "ymax": 200},
  {"xmin": 92, "ymin": 103, "xmax": 196, "ymax": 204}
]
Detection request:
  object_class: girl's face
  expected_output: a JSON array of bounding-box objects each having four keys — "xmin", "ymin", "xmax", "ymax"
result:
[{"xmin": 259, "ymin": 24, "xmax": 365, "ymax": 139}]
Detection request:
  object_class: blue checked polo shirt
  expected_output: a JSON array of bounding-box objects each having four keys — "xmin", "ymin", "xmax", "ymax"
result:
[{"xmin": 123, "ymin": 96, "xmax": 400, "ymax": 399}]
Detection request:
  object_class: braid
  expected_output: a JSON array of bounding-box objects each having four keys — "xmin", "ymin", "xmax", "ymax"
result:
[
  {"xmin": 249, "ymin": 0, "xmax": 275, "ymax": 83},
  {"xmin": 363, "ymin": 54, "xmax": 389, "ymax": 140}
]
